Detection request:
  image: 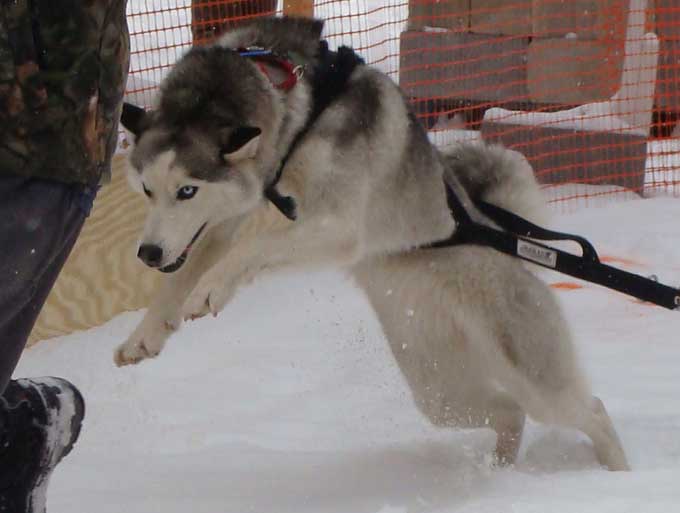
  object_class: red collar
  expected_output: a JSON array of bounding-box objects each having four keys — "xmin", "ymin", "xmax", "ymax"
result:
[{"xmin": 238, "ymin": 48, "xmax": 303, "ymax": 92}]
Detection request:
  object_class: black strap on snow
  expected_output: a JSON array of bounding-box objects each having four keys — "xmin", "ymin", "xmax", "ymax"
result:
[
  {"xmin": 263, "ymin": 41, "xmax": 365, "ymax": 221},
  {"xmin": 427, "ymin": 182, "xmax": 680, "ymax": 310}
]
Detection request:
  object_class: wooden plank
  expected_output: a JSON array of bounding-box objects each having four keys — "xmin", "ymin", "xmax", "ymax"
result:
[
  {"xmin": 656, "ymin": 0, "xmax": 680, "ymax": 39},
  {"xmin": 532, "ymin": 0, "xmax": 628, "ymax": 39},
  {"xmin": 528, "ymin": 38, "xmax": 623, "ymax": 104},
  {"xmin": 29, "ymin": 155, "xmax": 160, "ymax": 345},
  {"xmin": 400, "ymin": 31, "xmax": 529, "ymax": 104},
  {"xmin": 481, "ymin": 121, "xmax": 647, "ymax": 192},
  {"xmin": 283, "ymin": 0, "xmax": 314, "ymax": 17},
  {"xmin": 408, "ymin": 0, "xmax": 469, "ymax": 31},
  {"xmin": 656, "ymin": 38, "xmax": 680, "ymax": 111},
  {"xmin": 470, "ymin": 0, "xmax": 532, "ymax": 36}
]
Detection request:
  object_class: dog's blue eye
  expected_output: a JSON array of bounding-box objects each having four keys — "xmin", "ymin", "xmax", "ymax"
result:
[
  {"xmin": 142, "ymin": 183, "xmax": 153, "ymax": 198},
  {"xmin": 177, "ymin": 185, "xmax": 198, "ymax": 200}
]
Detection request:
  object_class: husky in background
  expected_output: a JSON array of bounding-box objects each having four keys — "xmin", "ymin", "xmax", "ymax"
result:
[{"xmin": 117, "ymin": 17, "xmax": 629, "ymax": 470}]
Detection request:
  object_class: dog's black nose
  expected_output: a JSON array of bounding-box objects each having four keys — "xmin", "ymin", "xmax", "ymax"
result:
[{"xmin": 137, "ymin": 244, "xmax": 163, "ymax": 267}]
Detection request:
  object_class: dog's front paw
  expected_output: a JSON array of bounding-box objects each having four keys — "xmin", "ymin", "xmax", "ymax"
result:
[
  {"xmin": 114, "ymin": 320, "xmax": 175, "ymax": 367},
  {"xmin": 183, "ymin": 275, "xmax": 234, "ymax": 322},
  {"xmin": 114, "ymin": 339, "xmax": 154, "ymax": 367}
]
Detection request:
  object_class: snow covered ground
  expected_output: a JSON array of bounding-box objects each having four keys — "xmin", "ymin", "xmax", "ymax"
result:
[{"xmin": 15, "ymin": 195, "xmax": 680, "ymax": 513}]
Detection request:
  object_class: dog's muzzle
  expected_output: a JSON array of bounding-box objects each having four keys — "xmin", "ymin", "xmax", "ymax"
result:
[{"xmin": 157, "ymin": 223, "xmax": 207, "ymax": 274}]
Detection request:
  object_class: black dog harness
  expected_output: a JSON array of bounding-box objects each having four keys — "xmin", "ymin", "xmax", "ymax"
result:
[
  {"xmin": 240, "ymin": 42, "xmax": 365, "ymax": 221},
  {"xmin": 240, "ymin": 43, "xmax": 680, "ymax": 310}
]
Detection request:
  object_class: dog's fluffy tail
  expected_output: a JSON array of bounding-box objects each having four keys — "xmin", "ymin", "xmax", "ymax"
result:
[{"xmin": 441, "ymin": 142, "xmax": 548, "ymax": 226}]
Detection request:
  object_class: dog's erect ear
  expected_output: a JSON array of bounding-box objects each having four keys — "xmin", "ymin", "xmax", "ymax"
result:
[
  {"xmin": 120, "ymin": 103, "xmax": 149, "ymax": 138},
  {"xmin": 293, "ymin": 17, "xmax": 324, "ymax": 41},
  {"xmin": 221, "ymin": 126, "xmax": 262, "ymax": 162}
]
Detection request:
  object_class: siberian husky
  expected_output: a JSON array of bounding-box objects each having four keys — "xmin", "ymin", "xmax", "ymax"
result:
[{"xmin": 117, "ymin": 17, "xmax": 629, "ymax": 470}]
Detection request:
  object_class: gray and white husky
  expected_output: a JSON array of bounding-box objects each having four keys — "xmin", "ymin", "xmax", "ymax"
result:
[{"xmin": 117, "ymin": 17, "xmax": 629, "ymax": 470}]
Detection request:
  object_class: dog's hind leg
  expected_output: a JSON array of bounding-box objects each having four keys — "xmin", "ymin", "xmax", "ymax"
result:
[
  {"xmin": 576, "ymin": 396, "xmax": 630, "ymax": 471},
  {"xmin": 485, "ymin": 394, "xmax": 526, "ymax": 466},
  {"xmin": 412, "ymin": 386, "xmax": 526, "ymax": 467},
  {"xmin": 452, "ymin": 392, "xmax": 526, "ymax": 467},
  {"xmin": 508, "ymin": 330, "xmax": 630, "ymax": 470},
  {"xmin": 523, "ymin": 389, "xmax": 630, "ymax": 471}
]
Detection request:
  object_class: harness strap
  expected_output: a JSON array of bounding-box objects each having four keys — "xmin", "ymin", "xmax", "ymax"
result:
[
  {"xmin": 475, "ymin": 200, "xmax": 600, "ymax": 264},
  {"xmin": 241, "ymin": 41, "xmax": 365, "ymax": 221},
  {"xmin": 237, "ymin": 47, "xmax": 301, "ymax": 218},
  {"xmin": 428, "ymin": 182, "xmax": 680, "ymax": 310},
  {"xmin": 264, "ymin": 170, "xmax": 297, "ymax": 220}
]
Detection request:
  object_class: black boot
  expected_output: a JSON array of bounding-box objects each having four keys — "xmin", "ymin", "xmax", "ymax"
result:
[{"xmin": 0, "ymin": 378, "xmax": 85, "ymax": 513}]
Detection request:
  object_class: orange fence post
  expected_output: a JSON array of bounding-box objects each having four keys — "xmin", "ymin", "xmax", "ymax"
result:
[{"xmin": 283, "ymin": 0, "xmax": 314, "ymax": 17}]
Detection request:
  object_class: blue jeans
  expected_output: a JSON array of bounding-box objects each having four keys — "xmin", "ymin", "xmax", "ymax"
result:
[{"xmin": 0, "ymin": 175, "xmax": 96, "ymax": 393}]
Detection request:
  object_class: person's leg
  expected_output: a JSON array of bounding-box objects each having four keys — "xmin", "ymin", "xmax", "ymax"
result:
[
  {"xmin": 0, "ymin": 176, "xmax": 93, "ymax": 393},
  {"xmin": 0, "ymin": 177, "xmax": 94, "ymax": 513},
  {"xmin": 0, "ymin": 0, "xmax": 127, "ymax": 509}
]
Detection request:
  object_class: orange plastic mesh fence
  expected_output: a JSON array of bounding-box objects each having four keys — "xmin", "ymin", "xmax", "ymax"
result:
[{"xmin": 124, "ymin": 1, "xmax": 680, "ymax": 208}]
